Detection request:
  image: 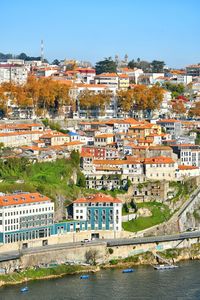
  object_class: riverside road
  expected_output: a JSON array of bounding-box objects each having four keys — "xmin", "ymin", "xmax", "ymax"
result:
[{"xmin": 1, "ymin": 230, "xmax": 200, "ymax": 262}]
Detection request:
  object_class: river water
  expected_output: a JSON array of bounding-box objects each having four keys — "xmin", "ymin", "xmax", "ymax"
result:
[{"xmin": 1, "ymin": 260, "xmax": 200, "ymax": 300}]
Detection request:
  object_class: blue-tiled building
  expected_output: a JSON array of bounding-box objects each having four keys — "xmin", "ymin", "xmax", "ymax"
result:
[{"xmin": 73, "ymin": 193, "xmax": 122, "ymax": 231}]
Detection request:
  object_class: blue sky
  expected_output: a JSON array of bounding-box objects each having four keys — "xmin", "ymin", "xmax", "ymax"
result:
[{"xmin": 1, "ymin": 0, "xmax": 200, "ymax": 67}]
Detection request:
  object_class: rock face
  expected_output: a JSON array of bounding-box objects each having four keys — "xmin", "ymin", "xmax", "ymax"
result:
[
  {"xmin": 54, "ymin": 194, "xmax": 66, "ymax": 221},
  {"xmin": 137, "ymin": 208, "xmax": 152, "ymax": 217}
]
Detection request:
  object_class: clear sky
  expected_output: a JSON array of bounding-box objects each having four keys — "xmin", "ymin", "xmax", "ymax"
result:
[{"xmin": 1, "ymin": 0, "xmax": 200, "ymax": 68}]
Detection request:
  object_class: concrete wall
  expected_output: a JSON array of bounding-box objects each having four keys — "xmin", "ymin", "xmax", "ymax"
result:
[
  {"xmin": 1, "ymin": 236, "xmax": 200, "ymax": 273},
  {"xmin": 0, "ymin": 230, "xmax": 134, "ymax": 253}
]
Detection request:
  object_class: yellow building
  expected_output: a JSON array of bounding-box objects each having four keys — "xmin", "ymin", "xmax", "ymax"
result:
[{"xmin": 118, "ymin": 74, "xmax": 129, "ymax": 89}]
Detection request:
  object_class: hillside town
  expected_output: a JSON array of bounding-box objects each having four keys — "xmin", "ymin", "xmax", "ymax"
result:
[{"xmin": 0, "ymin": 52, "xmax": 199, "ymax": 286}]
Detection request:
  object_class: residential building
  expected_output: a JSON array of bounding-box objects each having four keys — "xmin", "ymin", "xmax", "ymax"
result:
[
  {"xmin": 0, "ymin": 192, "xmax": 54, "ymax": 244},
  {"xmin": 0, "ymin": 64, "xmax": 28, "ymax": 84},
  {"xmin": 176, "ymin": 165, "xmax": 200, "ymax": 179},
  {"xmin": 186, "ymin": 64, "xmax": 200, "ymax": 77},
  {"xmin": 39, "ymin": 132, "xmax": 70, "ymax": 146},
  {"xmin": 94, "ymin": 73, "xmax": 118, "ymax": 88},
  {"xmin": 157, "ymin": 119, "xmax": 182, "ymax": 138},
  {"xmin": 94, "ymin": 134, "xmax": 114, "ymax": 147},
  {"xmin": 144, "ymin": 156, "xmax": 177, "ymax": 180},
  {"xmin": 118, "ymin": 74, "xmax": 129, "ymax": 89},
  {"xmin": 73, "ymin": 193, "xmax": 122, "ymax": 231}
]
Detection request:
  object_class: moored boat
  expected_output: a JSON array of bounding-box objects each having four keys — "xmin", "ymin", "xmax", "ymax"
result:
[
  {"xmin": 154, "ymin": 264, "xmax": 178, "ymax": 270},
  {"xmin": 80, "ymin": 275, "xmax": 89, "ymax": 279},
  {"xmin": 20, "ymin": 286, "xmax": 29, "ymax": 292},
  {"xmin": 122, "ymin": 268, "xmax": 134, "ymax": 273}
]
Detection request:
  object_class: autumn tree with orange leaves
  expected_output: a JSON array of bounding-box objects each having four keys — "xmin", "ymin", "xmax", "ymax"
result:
[
  {"xmin": 117, "ymin": 85, "xmax": 163, "ymax": 113},
  {"xmin": 189, "ymin": 101, "xmax": 200, "ymax": 117},
  {"xmin": 171, "ymin": 101, "xmax": 186, "ymax": 115},
  {"xmin": 79, "ymin": 89, "xmax": 112, "ymax": 116},
  {"xmin": 0, "ymin": 76, "xmax": 71, "ymax": 117}
]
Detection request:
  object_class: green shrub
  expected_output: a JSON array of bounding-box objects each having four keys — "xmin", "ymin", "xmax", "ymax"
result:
[{"xmin": 108, "ymin": 248, "xmax": 114, "ymax": 254}]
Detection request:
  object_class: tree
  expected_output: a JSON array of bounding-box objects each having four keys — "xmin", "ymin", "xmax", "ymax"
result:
[
  {"xmin": 130, "ymin": 199, "xmax": 138, "ymax": 212},
  {"xmin": 70, "ymin": 150, "xmax": 80, "ymax": 166},
  {"xmin": 77, "ymin": 172, "xmax": 86, "ymax": 187},
  {"xmin": 151, "ymin": 60, "xmax": 165, "ymax": 73},
  {"xmin": 17, "ymin": 53, "xmax": 28, "ymax": 60},
  {"xmin": 95, "ymin": 57, "xmax": 117, "ymax": 75},
  {"xmin": 117, "ymin": 89, "xmax": 134, "ymax": 112},
  {"xmin": 85, "ymin": 249, "xmax": 99, "ymax": 265},
  {"xmin": 52, "ymin": 59, "xmax": 60, "ymax": 65},
  {"xmin": 79, "ymin": 89, "xmax": 112, "ymax": 116},
  {"xmin": 128, "ymin": 59, "xmax": 151, "ymax": 72},
  {"xmin": 123, "ymin": 203, "xmax": 129, "ymax": 213},
  {"xmin": 163, "ymin": 82, "xmax": 185, "ymax": 98},
  {"xmin": 189, "ymin": 101, "xmax": 200, "ymax": 117},
  {"xmin": 172, "ymin": 101, "xmax": 186, "ymax": 115}
]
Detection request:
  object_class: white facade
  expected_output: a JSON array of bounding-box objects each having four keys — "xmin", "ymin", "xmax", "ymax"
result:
[{"xmin": 0, "ymin": 65, "xmax": 28, "ymax": 84}]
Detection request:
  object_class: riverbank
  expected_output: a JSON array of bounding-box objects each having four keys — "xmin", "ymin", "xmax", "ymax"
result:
[
  {"xmin": 1, "ymin": 243, "xmax": 200, "ymax": 287},
  {"xmin": 0, "ymin": 264, "xmax": 99, "ymax": 287}
]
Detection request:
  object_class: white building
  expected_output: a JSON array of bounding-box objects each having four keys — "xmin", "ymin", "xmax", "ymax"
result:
[
  {"xmin": 73, "ymin": 193, "xmax": 122, "ymax": 231},
  {"xmin": 0, "ymin": 192, "xmax": 54, "ymax": 244},
  {"xmin": 0, "ymin": 64, "xmax": 28, "ymax": 84}
]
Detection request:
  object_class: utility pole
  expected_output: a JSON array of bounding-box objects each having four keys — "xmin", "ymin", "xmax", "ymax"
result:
[{"xmin": 41, "ymin": 39, "xmax": 44, "ymax": 63}]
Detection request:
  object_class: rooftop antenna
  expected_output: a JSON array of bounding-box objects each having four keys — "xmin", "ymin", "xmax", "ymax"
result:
[{"xmin": 41, "ymin": 39, "xmax": 44, "ymax": 63}]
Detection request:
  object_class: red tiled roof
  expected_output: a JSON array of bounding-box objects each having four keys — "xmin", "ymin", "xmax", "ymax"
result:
[
  {"xmin": 178, "ymin": 165, "xmax": 199, "ymax": 170},
  {"xmin": 144, "ymin": 156, "xmax": 175, "ymax": 164},
  {"xmin": 0, "ymin": 193, "xmax": 50, "ymax": 207},
  {"xmin": 73, "ymin": 193, "xmax": 122, "ymax": 204},
  {"xmin": 157, "ymin": 119, "xmax": 180, "ymax": 123}
]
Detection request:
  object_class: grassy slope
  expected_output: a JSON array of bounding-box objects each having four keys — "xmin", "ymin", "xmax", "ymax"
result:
[
  {"xmin": 0, "ymin": 158, "xmax": 81, "ymax": 203},
  {"xmin": 122, "ymin": 202, "xmax": 171, "ymax": 232}
]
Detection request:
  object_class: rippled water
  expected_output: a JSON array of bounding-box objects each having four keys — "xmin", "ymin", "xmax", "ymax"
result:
[{"xmin": 1, "ymin": 260, "xmax": 200, "ymax": 300}]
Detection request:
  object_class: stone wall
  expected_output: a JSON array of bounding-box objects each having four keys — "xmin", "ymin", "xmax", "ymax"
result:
[{"xmin": 1, "ymin": 236, "xmax": 200, "ymax": 273}]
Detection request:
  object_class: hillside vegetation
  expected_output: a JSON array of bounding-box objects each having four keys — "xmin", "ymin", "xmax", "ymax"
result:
[{"xmin": 0, "ymin": 151, "xmax": 84, "ymax": 203}]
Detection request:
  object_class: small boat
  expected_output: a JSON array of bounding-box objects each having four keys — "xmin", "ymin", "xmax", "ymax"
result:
[
  {"xmin": 122, "ymin": 268, "xmax": 134, "ymax": 273},
  {"xmin": 80, "ymin": 275, "xmax": 89, "ymax": 279},
  {"xmin": 154, "ymin": 264, "xmax": 178, "ymax": 270},
  {"xmin": 20, "ymin": 286, "xmax": 29, "ymax": 293}
]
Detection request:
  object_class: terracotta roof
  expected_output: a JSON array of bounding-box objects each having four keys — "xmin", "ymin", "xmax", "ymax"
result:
[
  {"xmin": 144, "ymin": 156, "xmax": 175, "ymax": 164},
  {"xmin": 0, "ymin": 192, "xmax": 51, "ymax": 207},
  {"xmin": 95, "ymin": 134, "xmax": 114, "ymax": 138},
  {"xmin": 73, "ymin": 193, "xmax": 122, "ymax": 204},
  {"xmin": 130, "ymin": 124, "xmax": 154, "ymax": 129},
  {"xmin": 178, "ymin": 165, "xmax": 199, "ymax": 170},
  {"xmin": 118, "ymin": 74, "xmax": 129, "ymax": 78},
  {"xmin": 40, "ymin": 132, "xmax": 69, "ymax": 139},
  {"xmin": 95, "ymin": 73, "xmax": 118, "ymax": 78},
  {"xmin": 0, "ymin": 131, "xmax": 43, "ymax": 137},
  {"xmin": 93, "ymin": 159, "xmax": 141, "ymax": 165},
  {"xmin": 0, "ymin": 123, "xmax": 42, "ymax": 130},
  {"xmin": 64, "ymin": 141, "xmax": 84, "ymax": 146},
  {"xmin": 148, "ymin": 146, "xmax": 172, "ymax": 151},
  {"xmin": 81, "ymin": 151, "xmax": 93, "ymax": 157},
  {"xmin": 157, "ymin": 119, "xmax": 180, "ymax": 123}
]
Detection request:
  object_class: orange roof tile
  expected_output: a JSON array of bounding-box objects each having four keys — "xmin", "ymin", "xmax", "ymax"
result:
[
  {"xmin": 64, "ymin": 141, "xmax": 84, "ymax": 146},
  {"xmin": 95, "ymin": 134, "xmax": 114, "ymax": 138},
  {"xmin": 157, "ymin": 119, "xmax": 180, "ymax": 123},
  {"xmin": 73, "ymin": 193, "xmax": 121, "ymax": 204},
  {"xmin": 144, "ymin": 156, "xmax": 175, "ymax": 164},
  {"xmin": 178, "ymin": 165, "xmax": 199, "ymax": 170},
  {"xmin": 0, "ymin": 193, "xmax": 50, "ymax": 207},
  {"xmin": 95, "ymin": 73, "xmax": 118, "ymax": 78}
]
